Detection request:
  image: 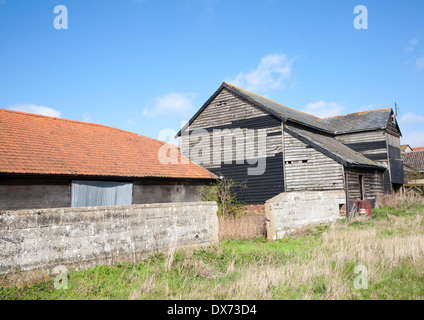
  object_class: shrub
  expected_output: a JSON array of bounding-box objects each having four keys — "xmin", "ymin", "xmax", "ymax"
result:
[{"xmin": 199, "ymin": 177, "xmax": 246, "ymax": 216}]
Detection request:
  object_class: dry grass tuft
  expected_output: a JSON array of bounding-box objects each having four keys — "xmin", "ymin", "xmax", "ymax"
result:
[
  {"xmin": 376, "ymin": 192, "xmax": 424, "ymax": 208},
  {"xmin": 218, "ymin": 212, "xmax": 266, "ymax": 240},
  {"xmin": 210, "ymin": 212, "xmax": 424, "ymax": 299}
]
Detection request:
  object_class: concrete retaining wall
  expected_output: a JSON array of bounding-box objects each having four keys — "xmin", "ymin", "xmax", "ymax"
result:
[
  {"xmin": 0, "ymin": 202, "xmax": 218, "ymax": 286},
  {"xmin": 265, "ymin": 191, "xmax": 346, "ymax": 241}
]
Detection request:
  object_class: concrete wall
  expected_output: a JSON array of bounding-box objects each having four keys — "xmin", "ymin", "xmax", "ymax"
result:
[
  {"xmin": 265, "ymin": 191, "xmax": 346, "ymax": 241},
  {"xmin": 0, "ymin": 202, "xmax": 218, "ymax": 287}
]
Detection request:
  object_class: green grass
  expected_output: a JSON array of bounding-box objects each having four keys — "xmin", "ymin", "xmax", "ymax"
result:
[{"xmin": 2, "ymin": 202, "xmax": 424, "ymax": 300}]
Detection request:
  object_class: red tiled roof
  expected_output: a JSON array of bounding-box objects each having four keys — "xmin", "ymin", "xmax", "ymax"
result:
[
  {"xmin": 412, "ymin": 147, "xmax": 424, "ymax": 151},
  {"xmin": 0, "ymin": 109, "xmax": 215, "ymax": 179}
]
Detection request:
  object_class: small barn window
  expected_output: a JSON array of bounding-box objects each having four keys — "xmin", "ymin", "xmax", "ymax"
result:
[
  {"xmin": 285, "ymin": 160, "xmax": 307, "ymax": 164},
  {"xmin": 71, "ymin": 181, "xmax": 133, "ymax": 207},
  {"xmin": 391, "ymin": 114, "xmax": 396, "ymax": 124}
]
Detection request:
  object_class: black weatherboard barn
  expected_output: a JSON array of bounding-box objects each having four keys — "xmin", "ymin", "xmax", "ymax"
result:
[{"xmin": 176, "ymin": 82, "xmax": 404, "ymax": 210}]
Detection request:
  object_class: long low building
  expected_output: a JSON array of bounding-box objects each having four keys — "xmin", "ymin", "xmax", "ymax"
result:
[{"xmin": 0, "ymin": 109, "xmax": 216, "ymax": 210}]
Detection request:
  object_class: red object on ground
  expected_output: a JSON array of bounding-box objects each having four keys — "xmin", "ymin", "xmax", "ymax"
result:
[{"xmin": 357, "ymin": 200, "xmax": 372, "ymax": 216}]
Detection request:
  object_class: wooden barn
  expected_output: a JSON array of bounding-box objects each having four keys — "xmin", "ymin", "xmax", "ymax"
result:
[
  {"xmin": 176, "ymin": 82, "xmax": 404, "ymax": 210},
  {"xmin": 0, "ymin": 109, "xmax": 216, "ymax": 211}
]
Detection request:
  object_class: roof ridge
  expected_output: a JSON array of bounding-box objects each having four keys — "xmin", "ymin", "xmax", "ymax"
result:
[
  {"xmin": 318, "ymin": 108, "xmax": 392, "ymax": 121},
  {"xmin": 223, "ymin": 82, "xmax": 320, "ymax": 119},
  {"xmin": 0, "ymin": 108, "xmax": 150, "ymax": 140}
]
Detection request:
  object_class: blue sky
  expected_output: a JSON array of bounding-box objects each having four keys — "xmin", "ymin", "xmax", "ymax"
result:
[{"xmin": 1, "ymin": 0, "xmax": 424, "ymax": 147}]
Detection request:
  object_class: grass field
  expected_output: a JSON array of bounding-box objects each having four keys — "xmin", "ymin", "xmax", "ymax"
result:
[{"xmin": 2, "ymin": 194, "xmax": 424, "ymax": 300}]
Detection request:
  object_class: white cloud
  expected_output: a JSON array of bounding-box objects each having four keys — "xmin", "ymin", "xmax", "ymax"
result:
[
  {"xmin": 302, "ymin": 100, "xmax": 345, "ymax": 118},
  {"xmin": 416, "ymin": 57, "xmax": 424, "ymax": 70},
  {"xmin": 82, "ymin": 112, "xmax": 92, "ymax": 122},
  {"xmin": 358, "ymin": 104, "xmax": 374, "ymax": 112},
  {"xmin": 127, "ymin": 119, "xmax": 136, "ymax": 125},
  {"xmin": 143, "ymin": 93, "xmax": 195, "ymax": 118},
  {"xmin": 8, "ymin": 104, "xmax": 61, "ymax": 118},
  {"xmin": 406, "ymin": 38, "xmax": 419, "ymax": 52},
  {"xmin": 398, "ymin": 112, "xmax": 424, "ymax": 127},
  {"xmin": 230, "ymin": 53, "xmax": 295, "ymax": 94},
  {"xmin": 401, "ymin": 131, "xmax": 424, "ymax": 149}
]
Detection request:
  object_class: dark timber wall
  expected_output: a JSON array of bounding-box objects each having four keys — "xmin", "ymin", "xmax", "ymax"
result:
[
  {"xmin": 345, "ymin": 168, "xmax": 385, "ymax": 209},
  {"xmin": 132, "ymin": 180, "xmax": 206, "ymax": 204},
  {"xmin": 0, "ymin": 178, "xmax": 71, "ymax": 210},
  {"xmin": 181, "ymin": 88, "xmax": 284, "ymax": 204},
  {"xmin": 0, "ymin": 176, "xmax": 208, "ymax": 211},
  {"xmin": 336, "ymin": 128, "xmax": 403, "ymax": 193}
]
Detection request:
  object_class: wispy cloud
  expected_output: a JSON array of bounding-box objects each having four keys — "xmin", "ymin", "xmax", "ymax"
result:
[
  {"xmin": 302, "ymin": 100, "xmax": 345, "ymax": 118},
  {"xmin": 399, "ymin": 112, "xmax": 424, "ymax": 127},
  {"xmin": 416, "ymin": 57, "xmax": 424, "ymax": 70},
  {"xmin": 82, "ymin": 112, "xmax": 92, "ymax": 122},
  {"xmin": 404, "ymin": 38, "xmax": 424, "ymax": 70},
  {"xmin": 143, "ymin": 93, "xmax": 195, "ymax": 118},
  {"xmin": 230, "ymin": 53, "xmax": 295, "ymax": 94},
  {"xmin": 358, "ymin": 104, "xmax": 374, "ymax": 112},
  {"xmin": 405, "ymin": 38, "xmax": 419, "ymax": 53},
  {"xmin": 127, "ymin": 119, "xmax": 136, "ymax": 125},
  {"xmin": 401, "ymin": 131, "xmax": 424, "ymax": 149},
  {"xmin": 8, "ymin": 104, "xmax": 61, "ymax": 118},
  {"xmin": 398, "ymin": 112, "xmax": 424, "ymax": 148}
]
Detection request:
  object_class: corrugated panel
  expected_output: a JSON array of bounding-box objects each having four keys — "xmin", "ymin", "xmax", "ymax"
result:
[{"xmin": 72, "ymin": 180, "xmax": 133, "ymax": 207}]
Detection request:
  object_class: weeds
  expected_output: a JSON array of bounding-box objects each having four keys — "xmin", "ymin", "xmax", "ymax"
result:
[{"xmin": 2, "ymin": 196, "xmax": 424, "ymax": 300}]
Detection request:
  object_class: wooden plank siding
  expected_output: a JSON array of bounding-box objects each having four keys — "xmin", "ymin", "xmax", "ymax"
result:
[
  {"xmin": 132, "ymin": 180, "xmax": 206, "ymax": 204},
  {"xmin": 0, "ymin": 177, "xmax": 71, "ymax": 210},
  {"xmin": 336, "ymin": 129, "xmax": 403, "ymax": 193},
  {"xmin": 0, "ymin": 177, "xmax": 209, "ymax": 210},
  {"xmin": 180, "ymin": 88, "xmax": 285, "ymax": 204},
  {"xmin": 386, "ymin": 133, "xmax": 404, "ymax": 186},
  {"xmin": 336, "ymin": 130, "xmax": 388, "ymax": 162},
  {"xmin": 345, "ymin": 168, "xmax": 385, "ymax": 209},
  {"xmin": 283, "ymin": 129, "xmax": 345, "ymax": 192}
]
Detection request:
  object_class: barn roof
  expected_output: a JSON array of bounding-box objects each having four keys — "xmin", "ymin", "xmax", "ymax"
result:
[
  {"xmin": 317, "ymin": 109, "xmax": 397, "ymax": 134},
  {"xmin": 176, "ymin": 82, "xmax": 333, "ymax": 137},
  {"xmin": 176, "ymin": 83, "xmax": 398, "ymax": 137},
  {"xmin": 222, "ymin": 83, "xmax": 333, "ymax": 133},
  {"xmin": 0, "ymin": 109, "xmax": 216, "ymax": 179},
  {"xmin": 284, "ymin": 125, "xmax": 386, "ymax": 170},
  {"xmin": 402, "ymin": 150, "xmax": 424, "ymax": 172}
]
